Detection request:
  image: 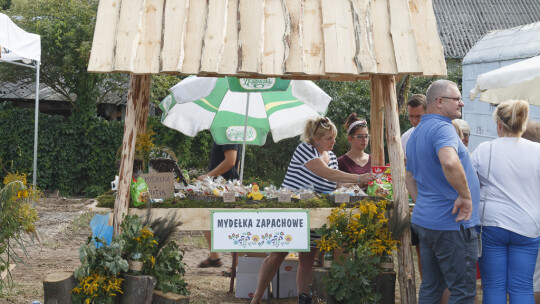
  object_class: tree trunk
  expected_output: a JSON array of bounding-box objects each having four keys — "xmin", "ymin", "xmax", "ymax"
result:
[
  {"xmin": 119, "ymin": 274, "xmax": 157, "ymax": 304},
  {"xmin": 381, "ymin": 75, "xmax": 416, "ymax": 304},
  {"xmin": 113, "ymin": 74, "xmax": 150, "ymax": 235},
  {"xmin": 43, "ymin": 271, "xmax": 76, "ymax": 304},
  {"xmin": 152, "ymin": 290, "xmax": 190, "ymax": 304},
  {"xmin": 370, "ymin": 75, "xmax": 385, "ymax": 166}
]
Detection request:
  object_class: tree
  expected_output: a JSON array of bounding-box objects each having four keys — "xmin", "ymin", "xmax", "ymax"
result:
[{"xmin": 0, "ymin": 0, "xmax": 124, "ymax": 118}]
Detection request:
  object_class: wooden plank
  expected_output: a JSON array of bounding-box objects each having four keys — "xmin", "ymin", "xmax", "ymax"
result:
[
  {"xmin": 284, "ymin": 0, "xmax": 304, "ymax": 74},
  {"xmin": 113, "ymin": 75, "xmax": 150, "ymax": 235},
  {"xmin": 238, "ymin": 0, "xmax": 265, "ymax": 74},
  {"xmin": 113, "ymin": 0, "xmax": 145, "ymax": 72},
  {"xmin": 133, "ymin": 0, "xmax": 164, "ymax": 74},
  {"xmin": 200, "ymin": 0, "xmax": 229, "ymax": 74},
  {"xmin": 408, "ymin": 0, "xmax": 447, "ymax": 76},
  {"xmin": 160, "ymin": 0, "xmax": 189, "ymax": 73},
  {"xmin": 181, "ymin": 0, "xmax": 208, "ymax": 74},
  {"xmin": 261, "ymin": 0, "xmax": 287, "ymax": 75},
  {"xmin": 218, "ymin": 0, "xmax": 239, "ymax": 75},
  {"xmin": 88, "ymin": 0, "xmax": 121, "ymax": 73},
  {"xmin": 370, "ymin": 75, "xmax": 385, "ymax": 166},
  {"xmin": 302, "ymin": 0, "xmax": 324, "ymax": 75},
  {"xmin": 388, "ymin": 0, "xmax": 422, "ymax": 74},
  {"xmin": 350, "ymin": 0, "xmax": 377, "ymax": 74},
  {"xmin": 97, "ymin": 207, "xmax": 336, "ymax": 230},
  {"xmin": 371, "ymin": 0, "xmax": 397, "ymax": 74},
  {"xmin": 381, "ymin": 75, "xmax": 417, "ymax": 304},
  {"xmin": 320, "ymin": 0, "xmax": 355, "ymax": 75}
]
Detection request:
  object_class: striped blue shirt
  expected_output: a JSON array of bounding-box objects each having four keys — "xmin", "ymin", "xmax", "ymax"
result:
[{"xmin": 281, "ymin": 143, "xmax": 338, "ymax": 193}]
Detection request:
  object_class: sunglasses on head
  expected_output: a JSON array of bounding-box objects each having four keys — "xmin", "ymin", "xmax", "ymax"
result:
[{"xmin": 314, "ymin": 117, "xmax": 331, "ymax": 135}]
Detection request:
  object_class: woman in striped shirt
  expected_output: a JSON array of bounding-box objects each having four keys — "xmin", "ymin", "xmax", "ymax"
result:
[{"xmin": 251, "ymin": 117, "xmax": 376, "ymax": 304}]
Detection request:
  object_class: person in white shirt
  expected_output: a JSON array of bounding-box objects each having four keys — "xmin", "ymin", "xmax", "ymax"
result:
[
  {"xmin": 402, "ymin": 94, "xmax": 427, "ymax": 156},
  {"xmin": 471, "ymin": 100, "xmax": 540, "ymax": 303}
]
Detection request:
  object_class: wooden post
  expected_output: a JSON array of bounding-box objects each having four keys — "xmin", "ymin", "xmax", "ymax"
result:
[
  {"xmin": 152, "ymin": 290, "xmax": 190, "ymax": 304},
  {"xmin": 380, "ymin": 75, "xmax": 416, "ymax": 304},
  {"xmin": 113, "ymin": 74, "xmax": 151, "ymax": 235},
  {"xmin": 370, "ymin": 75, "xmax": 385, "ymax": 166}
]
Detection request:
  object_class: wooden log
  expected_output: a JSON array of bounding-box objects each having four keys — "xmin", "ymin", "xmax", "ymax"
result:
[
  {"xmin": 160, "ymin": 0, "xmax": 189, "ymax": 73},
  {"xmin": 369, "ymin": 75, "xmax": 385, "ymax": 166},
  {"xmin": 312, "ymin": 268, "xmax": 339, "ymax": 304},
  {"xmin": 43, "ymin": 271, "xmax": 76, "ymax": 304},
  {"xmin": 152, "ymin": 290, "xmax": 190, "ymax": 304},
  {"xmin": 114, "ymin": 75, "xmax": 151, "ymax": 235},
  {"xmin": 120, "ymin": 274, "xmax": 157, "ymax": 304},
  {"xmin": 380, "ymin": 75, "xmax": 416, "ymax": 304}
]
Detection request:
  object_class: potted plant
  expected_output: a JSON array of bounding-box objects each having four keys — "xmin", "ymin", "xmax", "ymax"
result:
[
  {"xmin": 72, "ymin": 237, "xmax": 128, "ymax": 304},
  {"xmin": 315, "ymin": 200, "xmax": 402, "ymax": 304},
  {"xmin": 117, "ymin": 215, "xmax": 158, "ymax": 274}
]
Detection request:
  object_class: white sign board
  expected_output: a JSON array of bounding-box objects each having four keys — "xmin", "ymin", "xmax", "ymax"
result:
[{"xmin": 211, "ymin": 210, "xmax": 310, "ymax": 252}]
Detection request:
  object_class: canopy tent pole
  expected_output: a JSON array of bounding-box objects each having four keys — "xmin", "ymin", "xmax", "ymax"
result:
[
  {"xmin": 32, "ymin": 61, "xmax": 40, "ymax": 190},
  {"xmin": 239, "ymin": 92, "xmax": 250, "ymax": 182}
]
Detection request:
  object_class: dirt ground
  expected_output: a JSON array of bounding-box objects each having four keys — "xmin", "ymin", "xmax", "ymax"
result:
[{"xmin": 0, "ymin": 198, "xmax": 299, "ymax": 304}]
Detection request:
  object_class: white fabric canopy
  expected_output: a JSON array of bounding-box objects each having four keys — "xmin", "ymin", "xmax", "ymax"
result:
[
  {"xmin": 0, "ymin": 13, "xmax": 41, "ymax": 63},
  {"xmin": 0, "ymin": 13, "xmax": 41, "ymax": 188},
  {"xmin": 470, "ymin": 55, "xmax": 540, "ymax": 106}
]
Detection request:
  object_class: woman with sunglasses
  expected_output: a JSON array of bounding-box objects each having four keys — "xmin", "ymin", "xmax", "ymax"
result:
[
  {"xmin": 250, "ymin": 117, "xmax": 376, "ymax": 304},
  {"xmin": 337, "ymin": 113, "xmax": 373, "ymax": 188}
]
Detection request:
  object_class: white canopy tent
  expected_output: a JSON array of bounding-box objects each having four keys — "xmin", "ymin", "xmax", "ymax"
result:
[{"xmin": 0, "ymin": 12, "xmax": 41, "ymax": 187}]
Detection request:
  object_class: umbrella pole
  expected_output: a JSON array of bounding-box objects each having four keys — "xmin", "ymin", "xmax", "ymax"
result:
[{"xmin": 239, "ymin": 92, "xmax": 250, "ymax": 182}]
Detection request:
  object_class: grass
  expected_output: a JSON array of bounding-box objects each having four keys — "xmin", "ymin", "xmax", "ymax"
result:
[{"xmin": 66, "ymin": 211, "xmax": 107, "ymax": 234}]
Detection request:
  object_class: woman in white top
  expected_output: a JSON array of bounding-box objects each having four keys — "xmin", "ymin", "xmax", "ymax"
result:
[
  {"xmin": 250, "ymin": 117, "xmax": 375, "ymax": 304},
  {"xmin": 471, "ymin": 100, "xmax": 540, "ymax": 304}
]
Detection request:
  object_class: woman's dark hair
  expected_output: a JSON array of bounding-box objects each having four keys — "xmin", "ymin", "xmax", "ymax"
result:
[{"xmin": 344, "ymin": 112, "xmax": 368, "ymax": 135}]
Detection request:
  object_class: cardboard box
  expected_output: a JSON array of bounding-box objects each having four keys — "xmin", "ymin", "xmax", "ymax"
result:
[
  {"xmin": 272, "ymin": 271, "xmax": 298, "ymax": 299},
  {"xmin": 271, "ymin": 257, "xmax": 299, "ymax": 299},
  {"xmin": 235, "ymin": 257, "xmax": 268, "ymax": 299},
  {"xmin": 235, "ymin": 273, "xmax": 268, "ymax": 299}
]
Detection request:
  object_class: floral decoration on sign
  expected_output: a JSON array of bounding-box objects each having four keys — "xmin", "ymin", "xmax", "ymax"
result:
[{"xmin": 227, "ymin": 232, "xmax": 292, "ymax": 248}]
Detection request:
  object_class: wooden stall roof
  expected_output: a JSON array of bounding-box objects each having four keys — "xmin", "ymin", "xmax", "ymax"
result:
[{"xmin": 88, "ymin": 0, "xmax": 447, "ymax": 80}]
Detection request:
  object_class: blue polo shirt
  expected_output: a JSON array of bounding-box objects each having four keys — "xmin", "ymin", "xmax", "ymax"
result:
[{"xmin": 406, "ymin": 114, "xmax": 480, "ymax": 230}]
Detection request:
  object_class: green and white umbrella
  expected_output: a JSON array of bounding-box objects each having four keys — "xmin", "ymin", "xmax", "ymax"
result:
[{"xmin": 159, "ymin": 76, "xmax": 332, "ymax": 180}]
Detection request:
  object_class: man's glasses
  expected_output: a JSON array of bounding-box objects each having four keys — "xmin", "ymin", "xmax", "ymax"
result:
[
  {"xmin": 314, "ymin": 117, "xmax": 331, "ymax": 134},
  {"xmin": 441, "ymin": 96, "xmax": 463, "ymax": 102},
  {"xmin": 351, "ymin": 134, "xmax": 370, "ymax": 140},
  {"xmin": 463, "ymin": 132, "xmax": 470, "ymax": 138}
]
